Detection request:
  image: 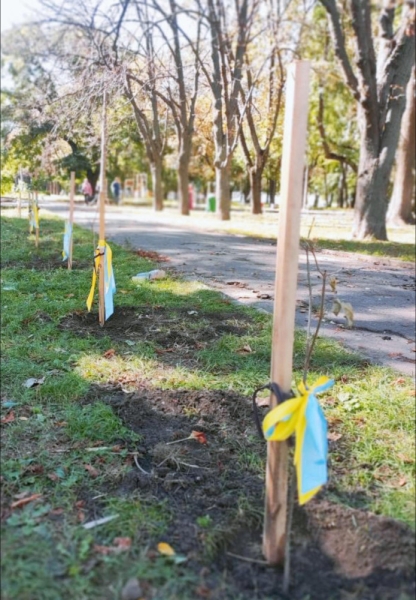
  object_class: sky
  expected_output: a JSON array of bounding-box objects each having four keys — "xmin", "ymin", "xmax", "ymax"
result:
[{"xmin": 1, "ymin": 0, "xmax": 41, "ymax": 31}]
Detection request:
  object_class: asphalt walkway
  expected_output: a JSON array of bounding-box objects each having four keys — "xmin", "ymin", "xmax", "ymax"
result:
[{"xmin": 44, "ymin": 201, "xmax": 416, "ymax": 376}]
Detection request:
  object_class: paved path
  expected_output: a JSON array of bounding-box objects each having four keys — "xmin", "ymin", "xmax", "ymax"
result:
[{"xmin": 45, "ymin": 201, "xmax": 416, "ymax": 375}]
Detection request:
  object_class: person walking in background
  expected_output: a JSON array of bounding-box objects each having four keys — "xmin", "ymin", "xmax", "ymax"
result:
[
  {"xmin": 111, "ymin": 177, "xmax": 121, "ymax": 205},
  {"xmin": 81, "ymin": 178, "xmax": 94, "ymax": 205}
]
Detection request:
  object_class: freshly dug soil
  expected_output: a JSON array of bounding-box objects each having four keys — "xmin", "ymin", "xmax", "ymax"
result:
[{"xmin": 82, "ymin": 383, "xmax": 415, "ymax": 600}]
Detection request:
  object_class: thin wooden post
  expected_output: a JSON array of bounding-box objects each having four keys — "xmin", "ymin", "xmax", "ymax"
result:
[
  {"xmin": 68, "ymin": 172, "xmax": 75, "ymax": 270},
  {"xmin": 35, "ymin": 190, "xmax": 39, "ymax": 248},
  {"xmin": 98, "ymin": 92, "xmax": 107, "ymax": 327},
  {"xmin": 263, "ymin": 60, "xmax": 311, "ymax": 566},
  {"xmin": 18, "ymin": 166, "xmax": 22, "ymax": 218}
]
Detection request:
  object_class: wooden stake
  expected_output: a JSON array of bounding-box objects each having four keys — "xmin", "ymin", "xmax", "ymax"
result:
[
  {"xmin": 35, "ymin": 190, "xmax": 39, "ymax": 248},
  {"xmin": 68, "ymin": 172, "xmax": 75, "ymax": 270},
  {"xmin": 263, "ymin": 60, "xmax": 311, "ymax": 566},
  {"xmin": 98, "ymin": 91, "xmax": 107, "ymax": 327}
]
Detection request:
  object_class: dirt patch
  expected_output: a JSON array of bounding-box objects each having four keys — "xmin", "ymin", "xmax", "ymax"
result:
[
  {"xmin": 60, "ymin": 306, "xmax": 249, "ymax": 366},
  {"xmin": 82, "ymin": 384, "xmax": 415, "ymax": 600}
]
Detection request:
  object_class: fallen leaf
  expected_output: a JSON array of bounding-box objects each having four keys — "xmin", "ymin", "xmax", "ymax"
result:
[
  {"xmin": 47, "ymin": 473, "xmax": 60, "ymax": 482},
  {"xmin": 11, "ymin": 493, "xmax": 42, "ymax": 509},
  {"xmin": 329, "ymin": 277, "xmax": 338, "ymax": 292},
  {"xmin": 113, "ymin": 537, "xmax": 132, "ymax": 552},
  {"xmin": 49, "ymin": 508, "xmax": 65, "ymax": 516},
  {"xmin": 397, "ymin": 453, "xmax": 414, "ymax": 464},
  {"xmin": 103, "ymin": 349, "xmax": 116, "ymax": 359},
  {"xmin": 237, "ymin": 344, "xmax": 253, "ymax": 354},
  {"xmin": 75, "ymin": 500, "xmax": 86, "ymax": 509},
  {"xmin": 84, "ymin": 464, "xmax": 99, "ymax": 478},
  {"xmin": 398, "ymin": 478, "xmax": 407, "ymax": 487},
  {"xmin": 196, "ymin": 585, "xmax": 212, "ymax": 598},
  {"xmin": 94, "ymin": 544, "xmax": 112, "ymax": 555},
  {"xmin": 393, "ymin": 378, "xmax": 406, "ymax": 385},
  {"xmin": 327, "ymin": 432, "xmax": 342, "ymax": 442},
  {"xmin": 190, "ymin": 431, "xmax": 207, "ymax": 444},
  {"xmin": 1, "ymin": 411, "xmax": 15, "ymax": 424},
  {"xmin": 23, "ymin": 377, "xmax": 45, "ymax": 388},
  {"xmin": 65, "ymin": 293, "xmax": 75, "ymax": 298},
  {"xmin": 78, "ymin": 510, "xmax": 86, "ymax": 522},
  {"xmin": 124, "ymin": 340, "xmax": 136, "ymax": 346},
  {"xmin": 256, "ymin": 293, "xmax": 272, "ymax": 299},
  {"xmin": 157, "ymin": 542, "xmax": 176, "ymax": 556},
  {"xmin": 25, "ymin": 464, "xmax": 44, "ymax": 475}
]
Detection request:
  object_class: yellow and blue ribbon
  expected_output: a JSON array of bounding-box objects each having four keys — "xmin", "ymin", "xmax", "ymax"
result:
[
  {"xmin": 62, "ymin": 221, "xmax": 73, "ymax": 261},
  {"xmin": 86, "ymin": 239, "xmax": 116, "ymax": 321},
  {"xmin": 29, "ymin": 201, "xmax": 39, "ymax": 233},
  {"xmin": 262, "ymin": 376, "xmax": 334, "ymax": 505}
]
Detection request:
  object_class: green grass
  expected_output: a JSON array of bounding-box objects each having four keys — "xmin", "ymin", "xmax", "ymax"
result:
[{"xmin": 1, "ymin": 214, "xmax": 415, "ymax": 599}]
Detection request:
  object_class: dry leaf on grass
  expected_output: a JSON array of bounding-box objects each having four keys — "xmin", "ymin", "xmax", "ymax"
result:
[
  {"xmin": 1, "ymin": 411, "xmax": 15, "ymax": 424},
  {"xmin": 84, "ymin": 464, "xmax": 99, "ymax": 478},
  {"xmin": 157, "ymin": 542, "xmax": 175, "ymax": 556},
  {"xmin": 103, "ymin": 349, "xmax": 116, "ymax": 359},
  {"xmin": 11, "ymin": 493, "xmax": 42, "ymax": 509},
  {"xmin": 237, "ymin": 344, "xmax": 253, "ymax": 354},
  {"xmin": 327, "ymin": 432, "xmax": 342, "ymax": 442},
  {"xmin": 94, "ymin": 537, "xmax": 132, "ymax": 555},
  {"xmin": 190, "ymin": 431, "xmax": 207, "ymax": 444}
]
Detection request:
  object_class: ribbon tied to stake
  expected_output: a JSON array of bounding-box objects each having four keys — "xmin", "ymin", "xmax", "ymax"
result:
[
  {"xmin": 29, "ymin": 201, "xmax": 39, "ymax": 233},
  {"xmin": 262, "ymin": 376, "xmax": 334, "ymax": 505},
  {"xmin": 86, "ymin": 239, "xmax": 116, "ymax": 321},
  {"xmin": 62, "ymin": 221, "xmax": 73, "ymax": 261}
]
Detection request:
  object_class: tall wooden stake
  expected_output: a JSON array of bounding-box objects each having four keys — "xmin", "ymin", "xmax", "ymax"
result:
[
  {"xmin": 263, "ymin": 60, "xmax": 311, "ymax": 566},
  {"xmin": 35, "ymin": 190, "xmax": 39, "ymax": 248},
  {"xmin": 68, "ymin": 171, "xmax": 75, "ymax": 270},
  {"xmin": 18, "ymin": 165, "xmax": 22, "ymax": 217},
  {"xmin": 98, "ymin": 91, "xmax": 107, "ymax": 327}
]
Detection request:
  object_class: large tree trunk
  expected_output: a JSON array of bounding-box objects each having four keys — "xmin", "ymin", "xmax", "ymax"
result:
[
  {"xmin": 215, "ymin": 164, "xmax": 231, "ymax": 220},
  {"xmin": 387, "ymin": 70, "xmax": 416, "ymax": 225},
  {"xmin": 353, "ymin": 141, "xmax": 389, "ymax": 239},
  {"xmin": 250, "ymin": 167, "xmax": 263, "ymax": 215},
  {"xmin": 150, "ymin": 160, "xmax": 163, "ymax": 211},
  {"xmin": 178, "ymin": 150, "xmax": 190, "ymax": 216}
]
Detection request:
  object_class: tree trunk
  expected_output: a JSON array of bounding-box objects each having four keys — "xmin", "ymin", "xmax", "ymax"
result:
[
  {"xmin": 178, "ymin": 151, "xmax": 190, "ymax": 216},
  {"xmin": 215, "ymin": 164, "xmax": 231, "ymax": 220},
  {"xmin": 353, "ymin": 142, "xmax": 389, "ymax": 239},
  {"xmin": 269, "ymin": 179, "xmax": 276, "ymax": 206},
  {"xmin": 387, "ymin": 70, "xmax": 416, "ymax": 225},
  {"xmin": 250, "ymin": 168, "xmax": 263, "ymax": 214},
  {"xmin": 150, "ymin": 160, "xmax": 163, "ymax": 211}
]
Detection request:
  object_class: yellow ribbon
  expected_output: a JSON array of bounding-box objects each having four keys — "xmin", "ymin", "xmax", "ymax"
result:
[
  {"xmin": 86, "ymin": 239, "xmax": 114, "ymax": 312},
  {"xmin": 262, "ymin": 376, "xmax": 332, "ymax": 505}
]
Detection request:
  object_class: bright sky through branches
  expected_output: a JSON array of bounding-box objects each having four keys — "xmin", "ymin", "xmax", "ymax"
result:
[{"xmin": 0, "ymin": 0, "xmax": 40, "ymax": 31}]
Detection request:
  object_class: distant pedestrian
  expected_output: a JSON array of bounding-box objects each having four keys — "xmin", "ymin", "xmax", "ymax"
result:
[
  {"xmin": 111, "ymin": 177, "xmax": 121, "ymax": 205},
  {"xmin": 81, "ymin": 178, "xmax": 94, "ymax": 204}
]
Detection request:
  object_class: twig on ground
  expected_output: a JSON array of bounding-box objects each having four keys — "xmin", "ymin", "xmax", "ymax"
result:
[
  {"xmin": 226, "ymin": 551, "xmax": 269, "ymax": 565},
  {"xmin": 133, "ymin": 453, "xmax": 151, "ymax": 475}
]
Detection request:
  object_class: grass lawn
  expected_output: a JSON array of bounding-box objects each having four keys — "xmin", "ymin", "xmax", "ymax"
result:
[{"xmin": 1, "ymin": 214, "xmax": 415, "ymax": 600}]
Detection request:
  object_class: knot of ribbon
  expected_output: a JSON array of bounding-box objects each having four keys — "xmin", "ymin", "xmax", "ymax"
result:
[
  {"xmin": 262, "ymin": 376, "xmax": 334, "ymax": 505},
  {"xmin": 86, "ymin": 239, "xmax": 116, "ymax": 321}
]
